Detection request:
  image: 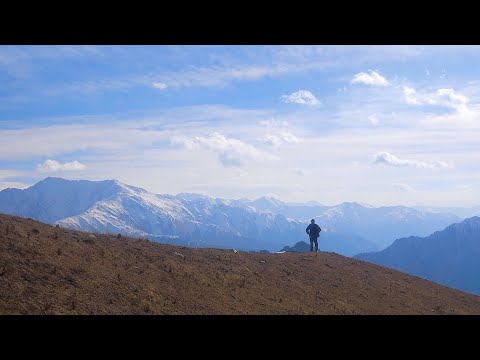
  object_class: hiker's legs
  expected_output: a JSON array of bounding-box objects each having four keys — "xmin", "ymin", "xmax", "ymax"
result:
[
  {"xmin": 309, "ymin": 238, "xmax": 314, "ymax": 252},
  {"xmin": 313, "ymin": 238, "xmax": 318, "ymax": 252}
]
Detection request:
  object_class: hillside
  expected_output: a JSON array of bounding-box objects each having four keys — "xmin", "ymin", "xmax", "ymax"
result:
[
  {"xmin": 1, "ymin": 214, "xmax": 480, "ymax": 314},
  {"xmin": 356, "ymin": 216, "xmax": 480, "ymax": 295}
]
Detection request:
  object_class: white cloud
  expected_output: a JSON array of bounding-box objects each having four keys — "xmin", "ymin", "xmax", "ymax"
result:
[
  {"xmin": 37, "ymin": 159, "xmax": 86, "ymax": 173},
  {"xmin": 403, "ymin": 86, "xmax": 421, "ymax": 105},
  {"xmin": 373, "ymin": 152, "xmax": 449, "ymax": 169},
  {"xmin": 368, "ymin": 115, "xmax": 379, "ymax": 125},
  {"xmin": 261, "ymin": 132, "xmax": 300, "ymax": 147},
  {"xmin": 437, "ymin": 88, "xmax": 469, "ymax": 112},
  {"xmin": 171, "ymin": 132, "xmax": 276, "ymax": 167},
  {"xmin": 152, "ymin": 82, "xmax": 168, "ymax": 90},
  {"xmin": 392, "ymin": 183, "xmax": 414, "ymax": 192},
  {"xmin": 351, "ymin": 70, "xmax": 389, "ymax": 86},
  {"xmin": 282, "ymin": 90, "xmax": 320, "ymax": 105},
  {"xmin": 403, "ymin": 86, "xmax": 469, "ymax": 112}
]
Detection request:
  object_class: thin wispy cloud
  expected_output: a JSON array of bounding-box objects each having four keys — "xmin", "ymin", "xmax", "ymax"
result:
[
  {"xmin": 152, "ymin": 82, "xmax": 168, "ymax": 90},
  {"xmin": 392, "ymin": 183, "xmax": 414, "ymax": 192},
  {"xmin": 37, "ymin": 159, "xmax": 86, "ymax": 173},
  {"xmin": 282, "ymin": 90, "xmax": 320, "ymax": 105},
  {"xmin": 292, "ymin": 168, "xmax": 306, "ymax": 176},
  {"xmin": 351, "ymin": 70, "xmax": 389, "ymax": 86},
  {"xmin": 156, "ymin": 63, "xmax": 305, "ymax": 89},
  {"xmin": 260, "ymin": 119, "xmax": 289, "ymax": 127},
  {"xmin": 373, "ymin": 152, "xmax": 449, "ymax": 169},
  {"xmin": 403, "ymin": 86, "xmax": 469, "ymax": 113}
]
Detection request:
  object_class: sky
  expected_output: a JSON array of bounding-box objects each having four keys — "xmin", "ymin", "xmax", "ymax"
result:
[{"xmin": 1, "ymin": 45, "xmax": 480, "ymax": 207}]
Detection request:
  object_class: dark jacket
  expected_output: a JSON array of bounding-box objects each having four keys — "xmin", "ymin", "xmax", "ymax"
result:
[{"xmin": 306, "ymin": 223, "xmax": 321, "ymax": 238}]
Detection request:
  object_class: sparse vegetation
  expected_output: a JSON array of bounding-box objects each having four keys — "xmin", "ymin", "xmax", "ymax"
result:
[{"xmin": 1, "ymin": 213, "xmax": 480, "ymax": 315}]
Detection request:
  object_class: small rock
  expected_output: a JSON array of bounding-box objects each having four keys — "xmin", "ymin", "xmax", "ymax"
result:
[
  {"xmin": 260, "ymin": 260, "xmax": 266, "ymax": 263},
  {"xmin": 174, "ymin": 251, "xmax": 184, "ymax": 258},
  {"xmin": 233, "ymin": 249, "xmax": 238, "ymax": 253}
]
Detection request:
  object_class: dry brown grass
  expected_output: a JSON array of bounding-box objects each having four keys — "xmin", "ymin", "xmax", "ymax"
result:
[{"xmin": 1, "ymin": 213, "xmax": 480, "ymax": 315}]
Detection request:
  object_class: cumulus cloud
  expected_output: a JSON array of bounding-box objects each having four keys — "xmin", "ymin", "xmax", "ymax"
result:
[
  {"xmin": 373, "ymin": 152, "xmax": 449, "ymax": 169},
  {"xmin": 37, "ymin": 159, "xmax": 86, "ymax": 173},
  {"xmin": 282, "ymin": 90, "xmax": 320, "ymax": 105},
  {"xmin": 152, "ymin": 82, "xmax": 168, "ymax": 90},
  {"xmin": 403, "ymin": 86, "xmax": 469, "ymax": 113},
  {"xmin": 171, "ymin": 132, "xmax": 276, "ymax": 167},
  {"xmin": 261, "ymin": 132, "xmax": 300, "ymax": 147},
  {"xmin": 392, "ymin": 183, "xmax": 414, "ymax": 192},
  {"xmin": 351, "ymin": 70, "xmax": 389, "ymax": 86}
]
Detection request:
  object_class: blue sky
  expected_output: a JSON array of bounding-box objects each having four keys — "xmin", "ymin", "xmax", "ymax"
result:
[{"xmin": 1, "ymin": 45, "xmax": 480, "ymax": 206}]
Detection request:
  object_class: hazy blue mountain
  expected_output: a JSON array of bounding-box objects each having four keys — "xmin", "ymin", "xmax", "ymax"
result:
[
  {"xmin": 313, "ymin": 202, "xmax": 461, "ymax": 249},
  {"xmin": 277, "ymin": 232, "xmax": 378, "ymax": 255},
  {"xmin": 280, "ymin": 241, "xmax": 311, "ymax": 252},
  {"xmin": 356, "ymin": 216, "xmax": 480, "ymax": 295},
  {"xmin": 230, "ymin": 198, "xmax": 461, "ymax": 249}
]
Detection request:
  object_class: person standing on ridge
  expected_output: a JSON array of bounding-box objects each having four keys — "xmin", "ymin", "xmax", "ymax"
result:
[{"xmin": 306, "ymin": 219, "xmax": 321, "ymax": 253}]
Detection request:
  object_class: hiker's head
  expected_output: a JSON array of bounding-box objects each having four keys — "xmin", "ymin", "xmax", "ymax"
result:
[{"xmin": 311, "ymin": 219, "xmax": 315, "ymax": 224}]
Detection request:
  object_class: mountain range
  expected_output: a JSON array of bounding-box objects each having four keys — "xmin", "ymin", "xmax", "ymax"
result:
[{"xmin": 0, "ymin": 177, "xmax": 464, "ymax": 254}]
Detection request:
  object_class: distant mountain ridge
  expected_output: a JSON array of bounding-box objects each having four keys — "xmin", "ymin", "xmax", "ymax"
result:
[
  {"xmin": 234, "ymin": 198, "xmax": 460, "ymax": 249},
  {"xmin": 0, "ymin": 177, "xmax": 463, "ymax": 254},
  {"xmin": 280, "ymin": 241, "xmax": 311, "ymax": 252},
  {"xmin": 356, "ymin": 216, "xmax": 480, "ymax": 295}
]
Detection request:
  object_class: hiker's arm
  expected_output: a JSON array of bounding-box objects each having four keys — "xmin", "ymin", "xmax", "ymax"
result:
[{"xmin": 306, "ymin": 225, "xmax": 310, "ymax": 234}]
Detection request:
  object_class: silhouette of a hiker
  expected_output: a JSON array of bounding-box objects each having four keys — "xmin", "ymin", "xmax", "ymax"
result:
[{"xmin": 306, "ymin": 219, "xmax": 321, "ymax": 252}]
